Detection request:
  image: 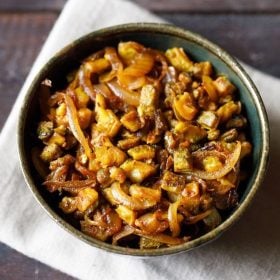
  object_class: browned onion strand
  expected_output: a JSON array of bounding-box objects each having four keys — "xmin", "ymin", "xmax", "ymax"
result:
[
  {"xmin": 64, "ymin": 93, "xmax": 93, "ymax": 159},
  {"xmin": 35, "ymin": 41, "xmax": 252, "ymax": 249},
  {"xmin": 107, "ymin": 81, "xmax": 140, "ymax": 107},
  {"xmin": 43, "ymin": 179, "xmax": 96, "ymax": 188},
  {"xmin": 112, "ymin": 225, "xmax": 135, "ymax": 245},
  {"xmin": 184, "ymin": 141, "xmax": 242, "ymax": 180},
  {"xmin": 134, "ymin": 230, "xmax": 185, "ymax": 246},
  {"xmin": 168, "ymin": 200, "xmax": 181, "ymax": 237},
  {"xmin": 78, "ymin": 65, "xmax": 97, "ymax": 100}
]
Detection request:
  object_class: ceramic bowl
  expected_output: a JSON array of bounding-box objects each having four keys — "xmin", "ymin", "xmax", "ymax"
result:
[{"xmin": 18, "ymin": 23, "xmax": 269, "ymax": 256}]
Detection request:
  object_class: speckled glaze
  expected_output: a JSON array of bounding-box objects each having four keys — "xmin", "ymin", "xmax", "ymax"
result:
[{"xmin": 18, "ymin": 23, "xmax": 269, "ymax": 257}]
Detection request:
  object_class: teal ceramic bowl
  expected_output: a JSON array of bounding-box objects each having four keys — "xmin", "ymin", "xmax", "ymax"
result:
[{"xmin": 18, "ymin": 23, "xmax": 269, "ymax": 256}]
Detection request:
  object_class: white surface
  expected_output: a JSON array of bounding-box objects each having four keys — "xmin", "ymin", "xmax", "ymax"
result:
[{"xmin": 0, "ymin": 0, "xmax": 279, "ymax": 279}]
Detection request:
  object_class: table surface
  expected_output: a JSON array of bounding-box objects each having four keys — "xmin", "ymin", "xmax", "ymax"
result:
[{"xmin": 0, "ymin": 0, "xmax": 279, "ymax": 278}]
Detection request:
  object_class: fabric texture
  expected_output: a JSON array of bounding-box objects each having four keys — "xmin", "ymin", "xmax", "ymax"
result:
[{"xmin": 0, "ymin": 0, "xmax": 279, "ymax": 279}]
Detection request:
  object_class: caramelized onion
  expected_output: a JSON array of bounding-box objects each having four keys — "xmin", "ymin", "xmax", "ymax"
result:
[
  {"xmin": 105, "ymin": 47, "xmax": 123, "ymax": 72},
  {"xmin": 112, "ymin": 225, "xmax": 135, "ymax": 245},
  {"xmin": 107, "ymin": 182, "xmax": 158, "ymax": 210},
  {"xmin": 186, "ymin": 209, "xmax": 212, "ymax": 224},
  {"xmin": 84, "ymin": 49, "xmax": 105, "ymax": 62},
  {"xmin": 65, "ymin": 94, "xmax": 93, "ymax": 159},
  {"xmin": 43, "ymin": 179, "xmax": 96, "ymax": 192},
  {"xmin": 78, "ymin": 64, "xmax": 97, "ymax": 100},
  {"xmin": 168, "ymin": 200, "xmax": 181, "ymax": 237},
  {"xmin": 202, "ymin": 75, "xmax": 218, "ymax": 102},
  {"xmin": 99, "ymin": 47, "xmax": 123, "ymax": 83},
  {"xmin": 184, "ymin": 142, "xmax": 241, "ymax": 180},
  {"xmin": 135, "ymin": 229, "xmax": 184, "ymax": 246},
  {"xmin": 93, "ymin": 83, "xmax": 124, "ymax": 109},
  {"xmin": 135, "ymin": 213, "xmax": 168, "ymax": 234},
  {"xmin": 75, "ymin": 161, "xmax": 96, "ymax": 179},
  {"xmin": 118, "ymin": 41, "xmax": 145, "ymax": 65},
  {"xmin": 118, "ymin": 73, "xmax": 147, "ymax": 90},
  {"xmin": 93, "ymin": 83, "xmax": 116, "ymax": 99},
  {"xmin": 148, "ymin": 50, "xmax": 168, "ymax": 81},
  {"xmin": 107, "ymin": 81, "xmax": 140, "ymax": 107},
  {"xmin": 122, "ymin": 51, "xmax": 154, "ymax": 77},
  {"xmin": 47, "ymin": 91, "xmax": 65, "ymax": 107}
]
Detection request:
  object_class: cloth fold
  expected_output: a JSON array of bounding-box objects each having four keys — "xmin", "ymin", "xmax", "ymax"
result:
[{"xmin": 0, "ymin": 0, "xmax": 279, "ymax": 279}]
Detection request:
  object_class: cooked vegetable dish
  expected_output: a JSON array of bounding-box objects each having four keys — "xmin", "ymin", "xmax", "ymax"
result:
[{"xmin": 34, "ymin": 41, "xmax": 252, "ymax": 249}]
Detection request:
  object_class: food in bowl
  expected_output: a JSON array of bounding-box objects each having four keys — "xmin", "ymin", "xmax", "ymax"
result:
[{"xmin": 33, "ymin": 41, "xmax": 252, "ymax": 249}]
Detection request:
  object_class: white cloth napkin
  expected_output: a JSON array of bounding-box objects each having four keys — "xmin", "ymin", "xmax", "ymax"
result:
[{"xmin": 1, "ymin": 0, "xmax": 280, "ymax": 279}]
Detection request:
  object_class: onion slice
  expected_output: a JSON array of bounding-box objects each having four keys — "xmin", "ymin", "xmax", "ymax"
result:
[
  {"xmin": 118, "ymin": 41, "xmax": 145, "ymax": 64},
  {"xmin": 99, "ymin": 47, "xmax": 123, "ymax": 83},
  {"xmin": 107, "ymin": 81, "xmax": 140, "ymax": 107},
  {"xmin": 122, "ymin": 52, "xmax": 154, "ymax": 76},
  {"xmin": 93, "ymin": 83, "xmax": 124, "ymax": 110},
  {"xmin": 113, "ymin": 225, "xmax": 184, "ymax": 247},
  {"xmin": 118, "ymin": 73, "xmax": 146, "ymax": 90},
  {"xmin": 43, "ymin": 179, "xmax": 96, "ymax": 193},
  {"xmin": 135, "ymin": 229, "xmax": 184, "ymax": 246},
  {"xmin": 112, "ymin": 225, "xmax": 135, "ymax": 245},
  {"xmin": 186, "ymin": 209, "xmax": 212, "ymax": 224},
  {"xmin": 77, "ymin": 58, "xmax": 110, "ymax": 99},
  {"xmin": 168, "ymin": 200, "xmax": 181, "ymax": 237},
  {"xmin": 148, "ymin": 50, "xmax": 168, "ymax": 82},
  {"xmin": 183, "ymin": 141, "xmax": 241, "ymax": 180},
  {"xmin": 202, "ymin": 75, "xmax": 218, "ymax": 102},
  {"xmin": 78, "ymin": 65, "xmax": 97, "ymax": 100},
  {"xmin": 65, "ymin": 93, "xmax": 93, "ymax": 159},
  {"xmin": 108, "ymin": 182, "xmax": 158, "ymax": 210},
  {"xmin": 105, "ymin": 47, "xmax": 123, "ymax": 72},
  {"xmin": 43, "ymin": 179, "xmax": 96, "ymax": 188}
]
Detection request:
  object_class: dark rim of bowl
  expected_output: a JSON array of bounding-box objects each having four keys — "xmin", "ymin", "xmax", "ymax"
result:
[{"xmin": 17, "ymin": 23, "xmax": 270, "ymax": 257}]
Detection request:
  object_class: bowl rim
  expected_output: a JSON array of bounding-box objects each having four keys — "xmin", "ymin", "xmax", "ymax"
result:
[{"xmin": 18, "ymin": 22, "xmax": 270, "ymax": 256}]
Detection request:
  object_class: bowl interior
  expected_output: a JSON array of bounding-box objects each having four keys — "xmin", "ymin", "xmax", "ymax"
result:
[{"xmin": 18, "ymin": 24, "xmax": 268, "ymax": 256}]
